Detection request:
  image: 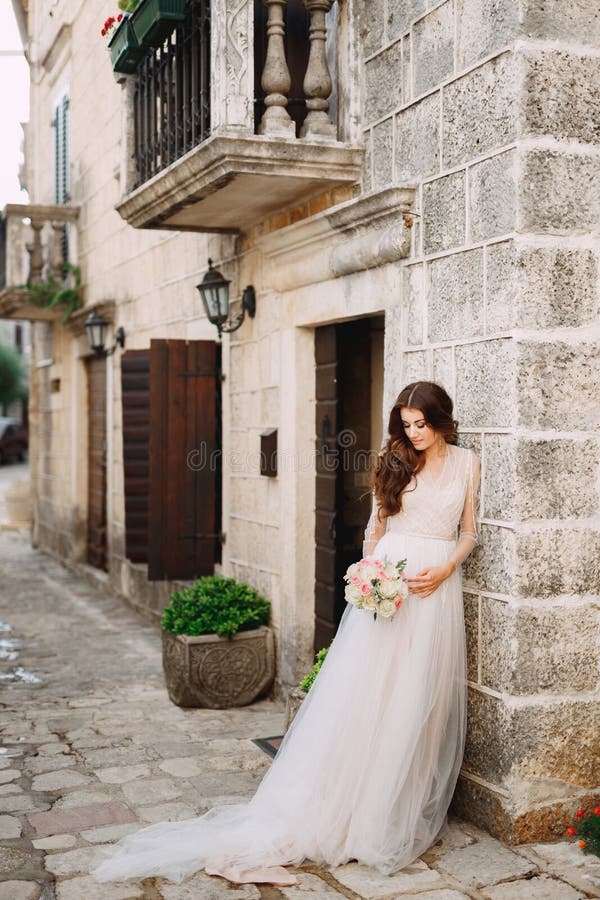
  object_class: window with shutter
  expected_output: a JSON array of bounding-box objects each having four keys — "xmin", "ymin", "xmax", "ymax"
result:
[
  {"xmin": 122, "ymin": 339, "xmax": 221, "ymax": 580},
  {"xmin": 53, "ymin": 94, "xmax": 70, "ymax": 261}
]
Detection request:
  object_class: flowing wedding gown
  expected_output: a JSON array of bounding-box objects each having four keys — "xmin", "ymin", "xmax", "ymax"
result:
[{"xmin": 93, "ymin": 442, "xmax": 480, "ymax": 887}]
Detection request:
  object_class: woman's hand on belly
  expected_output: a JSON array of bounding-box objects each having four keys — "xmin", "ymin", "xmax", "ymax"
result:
[{"xmin": 406, "ymin": 562, "xmax": 455, "ymax": 598}]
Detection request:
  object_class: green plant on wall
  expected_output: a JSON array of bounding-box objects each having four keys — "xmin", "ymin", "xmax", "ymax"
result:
[
  {"xmin": 25, "ymin": 263, "xmax": 83, "ymax": 324},
  {"xmin": 299, "ymin": 645, "xmax": 330, "ymax": 693},
  {"xmin": 118, "ymin": 0, "xmax": 140, "ymax": 11}
]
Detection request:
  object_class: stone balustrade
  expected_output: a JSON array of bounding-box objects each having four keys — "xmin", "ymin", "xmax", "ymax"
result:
[
  {"xmin": 0, "ymin": 204, "xmax": 79, "ymax": 319},
  {"xmin": 0, "ymin": 204, "xmax": 79, "ymax": 295}
]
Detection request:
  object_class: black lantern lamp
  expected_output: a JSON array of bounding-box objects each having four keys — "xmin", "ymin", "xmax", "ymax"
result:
[
  {"xmin": 196, "ymin": 258, "xmax": 256, "ymax": 337},
  {"xmin": 84, "ymin": 310, "xmax": 126, "ymax": 357}
]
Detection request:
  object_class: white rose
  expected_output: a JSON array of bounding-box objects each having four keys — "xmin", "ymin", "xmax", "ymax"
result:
[
  {"xmin": 361, "ymin": 563, "xmax": 381, "ymax": 583},
  {"xmin": 362, "ymin": 590, "xmax": 377, "ymax": 609},
  {"xmin": 377, "ymin": 599, "xmax": 397, "ymax": 618},
  {"xmin": 377, "ymin": 578, "xmax": 402, "ymax": 600},
  {"xmin": 345, "ymin": 584, "xmax": 363, "ymax": 606}
]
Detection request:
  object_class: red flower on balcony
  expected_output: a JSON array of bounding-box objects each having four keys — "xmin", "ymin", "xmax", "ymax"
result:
[{"xmin": 100, "ymin": 13, "xmax": 123, "ymax": 39}]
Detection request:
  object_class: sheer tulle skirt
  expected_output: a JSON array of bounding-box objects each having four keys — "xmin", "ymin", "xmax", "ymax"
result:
[{"xmin": 93, "ymin": 532, "xmax": 467, "ymax": 886}]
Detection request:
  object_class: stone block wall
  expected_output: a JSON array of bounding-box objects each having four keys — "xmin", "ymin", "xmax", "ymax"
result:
[{"xmin": 361, "ymin": 0, "xmax": 600, "ymax": 842}]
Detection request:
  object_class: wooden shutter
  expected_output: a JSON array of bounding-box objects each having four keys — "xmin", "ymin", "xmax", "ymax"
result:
[
  {"xmin": 121, "ymin": 350, "xmax": 150, "ymax": 563},
  {"xmin": 148, "ymin": 339, "xmax": 220, "ymax": 581},
  {"xmin": 87, "ymin": 356, "xmax": 107, "ymax": 571}
]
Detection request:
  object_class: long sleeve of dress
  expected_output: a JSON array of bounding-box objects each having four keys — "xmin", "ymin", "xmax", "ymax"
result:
[
  {"xmin": 363, "ymin": 491, "xmax": 387, "ymax": 557},
  {"xmin": 447, "ymin": 451, "xmax": 481, "ymax": 570}
]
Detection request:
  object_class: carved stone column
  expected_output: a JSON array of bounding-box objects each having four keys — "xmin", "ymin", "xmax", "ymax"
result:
[
  {"xmin": 301, "ymin": 0, "xmax": 337, "ymax": 140},
  {"xmin": 210, "ymin": 0, "xmax": 255, "ymax": 136},
  {"xmin": 50, "ymin": 221, "xmax": 65, "ymax": 280},
  {"xmin": 258, "ymin": 0, "xmax": 295, "ymax": 137},
  {"xmin": 26, "ymin": 219, "xmax": 44, "ymax": 285}
]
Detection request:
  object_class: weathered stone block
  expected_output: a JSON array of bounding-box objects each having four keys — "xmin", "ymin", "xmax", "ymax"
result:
[
  {"xmin": 517, "ymin": 340, "xmax": 600, "ymax": 430},
  {"xmin": 483, "ymin": 433, "xmax": 516, "ymax": 521},
  {"xmin": 423, "ymin": 171, "xmax": 466, "ymax": 254},
  {"xmin": 456, "ymin": 0, "xmax": 519, "ymax": 68},
  {"xmin": 481, "ymin": 597, "xmax": 599, "ymax": 694},
  {"xmin": 480, "ymin": 876, "xmax": 582, "ymax": 899},
  {"xmin": 455, "ymin": 338, "xmax": 514, "ymax": 428},
  {"xmin": 365, "ymin": 42, "xmax": 402, "ymax": 123},
  {"xmin": 443, "ymin": 52, "xmax": 518, "ymax": 168},
  {"xmin": 463, "ymin": 687, "xmax": 512, "ymax": 781},
  {"xmin": 412, "ymin": 2, "xmax": 454, "ymax": 95},
  {"xmin": 387, "ymin": 0, "xmax": 428, "ymax": 43},
  {"xmin": 428, "ymin": 249, "xmax": 484, "ymax": 341},
  {"xmin": 463, "ymin": 591, "xmax": 479, "ymax": 683},
  {"xmin": 433, "ymin": 347, "xmax": 453, "ymax": 394},
  {"xmin": 435, "ymin": 840, "xmax": 536, "ymax": 889},
  {"xmin": 395, "ymin": 92, "xmax": 440, "ymax": 180},
  {"xmin": 402, "ymin": 349, "xmax": 430, "ymax": 383},
  {"xmin": 372, "ymin": 117, "xmax": 394, "ymax": 189},
  {"xmin": 357, "ymin": 0, "xmax": 385, "ymax": 58},
  {"xmin": 523, "ymin": 49, "xmax": 600, "ymax": 146},
  {"xmin": 403, "ymin": 263, "xmax": 427, "ymax": 345},
  {"xmin": 469, "ymin": 150, "xmax": 517, "ymax": 241},
  {"xmin": 521, "ymin": 0, "xmax": 600, "ymax": 44},
  {"xmin": 487, "ymin": 244, "xmax": 600, "ymax": 333},
  {"xmin": 463, "ymin": 523, "xmax": 516, "ymax": 594},
  {"xmin": 516, "ymin": 439, "xmax": 599, "ymax": 520},
  {"xmin": 516, "ymin": 528, "xmax": 600, "ymax": 598},
  {"xmin": 519, "ymin": 150, "xmax": 600, "ymax": 233},
  {"xmin": 511, "ymin": 699, "xmax": 600, "ymax": 788}
]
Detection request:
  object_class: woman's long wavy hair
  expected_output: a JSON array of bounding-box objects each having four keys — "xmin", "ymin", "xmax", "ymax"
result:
[{"xmin": 373, "ymin": 381, "xmax": 458, "ymax": 520}]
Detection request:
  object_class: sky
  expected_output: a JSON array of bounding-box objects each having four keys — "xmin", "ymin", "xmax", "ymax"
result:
[{"xmin": 0, "ymin": 1, "xmax": 30, "ymax": 207}]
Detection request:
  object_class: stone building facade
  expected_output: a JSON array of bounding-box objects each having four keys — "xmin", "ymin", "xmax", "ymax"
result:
[{"xmin": 2, "ymin": 0, "xmax": 598, "ymax": 847}]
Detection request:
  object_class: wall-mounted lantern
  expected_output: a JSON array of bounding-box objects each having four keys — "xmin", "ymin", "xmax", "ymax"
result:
[
  {"xmin": 196, "ymin": 259, "xmax": 256, "ymax": 337},
  {"xmin": 84, "ymin": 311, "xmax": 126, "ymax": 357}
]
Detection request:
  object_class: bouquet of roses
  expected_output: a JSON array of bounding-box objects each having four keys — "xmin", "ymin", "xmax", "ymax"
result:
[{"xmin": 344, "ymin": 555, "xmax": 408, "ymax": 620}]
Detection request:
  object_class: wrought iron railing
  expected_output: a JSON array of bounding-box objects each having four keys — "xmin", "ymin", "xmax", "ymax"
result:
[{"xmin": 133, "ymin": 0, "xmax": 211, "ymax": 188}]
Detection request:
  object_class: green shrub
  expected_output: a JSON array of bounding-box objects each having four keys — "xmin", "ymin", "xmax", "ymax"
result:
[
  {"xmin": 299, "ymin": 645, "xmax": 329, "ymax": 693},
  {"xmin": 0, "ymin": 344, "xmax": 27, "ymax": 407},
  {"xmin": 161, "ymin": 575, "xmax": 270, "ymax": 640}
]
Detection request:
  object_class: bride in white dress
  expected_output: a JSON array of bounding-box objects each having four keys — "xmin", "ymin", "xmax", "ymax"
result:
[{"xmin": 93, "ymin": 380, "xmax": 481, "ymax": 887}]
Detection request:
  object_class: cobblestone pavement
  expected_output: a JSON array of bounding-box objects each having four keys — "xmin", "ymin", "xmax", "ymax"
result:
[{"xmin": 0, "ymin": 528, "xmax": 599, "ymax": 900}]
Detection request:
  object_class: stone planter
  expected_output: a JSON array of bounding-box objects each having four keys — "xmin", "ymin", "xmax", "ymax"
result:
[
  {"xmin": 108, "ymin": 17, "xmax": 145, "ymax": 74},
  {"xmin": 131, "ymin": 0, "xmax": 187, "ymax": 49},
  {"xmin": 162, "ymin": 626, "xmax": 275, "ymax": 709}
]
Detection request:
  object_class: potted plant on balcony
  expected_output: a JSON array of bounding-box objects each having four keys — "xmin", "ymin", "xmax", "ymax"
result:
[
  {"xmin": 103, "ymin": 12, "xmax": 145, "ymax": 75},
  {"xmin": 130, "ymin": 0, "xmax": 188, "ymax": 49},
  {"xmin": 161, "ymin": 574, "xmax": 275, "ymax": 709}
]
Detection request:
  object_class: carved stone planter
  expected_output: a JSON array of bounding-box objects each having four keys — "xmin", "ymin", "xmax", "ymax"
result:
[{"xmin": 162, "ymin": 626, "xmax": 275, "ymax": 709}]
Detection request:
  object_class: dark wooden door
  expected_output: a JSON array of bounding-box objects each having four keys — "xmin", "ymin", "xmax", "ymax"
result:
[
  {"xmin": 314, "ymin": 325, "xmax": 342, "ymax": 652},
  {"xmin": 121, "ymin": 350, "xmax": 150, "ymax": 563},
  {"xmin": 148, "ymin": 339, "xmax": 221, "ymax": 580},
  {"xmin": 313, "ymin": 319, "xmax": 383, "ymax": 653},
  {"xmin": 87, "ymin": 355, "xmax": 107, "ymax": 571}
]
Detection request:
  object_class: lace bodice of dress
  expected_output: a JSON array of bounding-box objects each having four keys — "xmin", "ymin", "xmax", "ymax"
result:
[{"xmin": 364, "ymin": 444, "xmax": 481, "ymax": 565}]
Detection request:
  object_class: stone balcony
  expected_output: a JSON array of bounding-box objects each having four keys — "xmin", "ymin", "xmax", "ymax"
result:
[
  {"xmin": 0, "ymin": 204, "xmax": 79, "ymax": 321},
  {"xmin": 116, "ymin": 0, "xmax": 363, "ymax": 233}
]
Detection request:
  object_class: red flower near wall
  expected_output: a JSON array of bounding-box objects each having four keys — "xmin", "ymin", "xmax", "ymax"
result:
[{"xmin": 100, "ymin": 13, "xmax": 123, "ymax": 38}]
